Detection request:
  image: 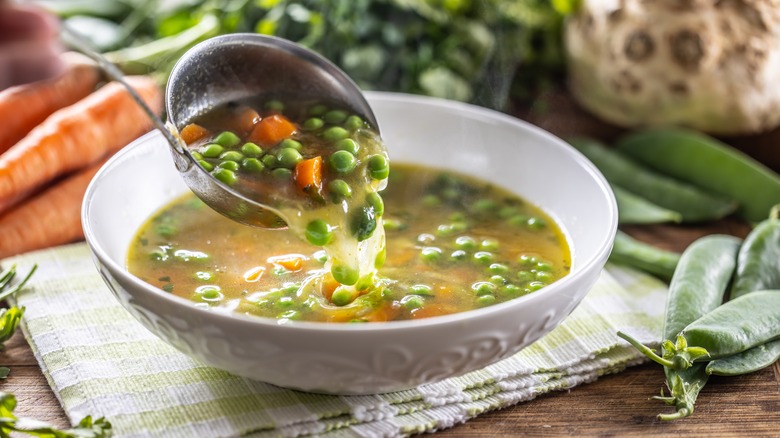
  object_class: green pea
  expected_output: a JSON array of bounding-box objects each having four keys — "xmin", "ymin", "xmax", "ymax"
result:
[
  {"xmin": 305, "ymin": 219, "xmax": 333, "ymax": 246},
  {"xmin": 436, "ymin": 224, "xmax": 457, "ymax": 237},
  {"xmin": 351, "ymin": 206, "xmax": 377, "ymax": 241},
  {"xmin": 334, "ymin": 138, "xmax": 359, "ymax": 155},
  {"xmin": 508, "ymin": 215, "xmax": 530, "ymax": 227},
  {"xmin": 197, "ymin": 285, "xmax": 223, "ymax": 301},
  {"xmin": 279, "ymin": 139, "xmax": 303, "ymax": 151},
  {"xmin": 197, "ymin": 160, "xmax": 214, "ymax": 171},
  {"xmin": 535, "ymin": 271, "xmax": 553, "ymax": 282},
  {"xmin": 217, "ymin": 160, "xmax": 239, "ymax": 171},
  {"xmin": 323, "ymin": 109, "xmax": 347, "ymax": 124},
  {"xmin": 451, "ymin": 250, "xmax": 468, "ymax": 260},
  {"xmin": 200, "ymin": 143, "xmax": 224, "ymax": 158},
  {"xmin": 518, "ymin": 254, "xmax": 539, "ymax": 265},
  {"xmin": 409, "ymin": 284, "xmax": 433, "ymax": 296},
  {"xmin": 367, "ymin": 155, "xmax": 390, "ymax": 180},
  {"xmin": 472, "ymin": 199, "xmax": 497, "ymax": 213},
  {"xmin": 149, "ymin": 249, "xmax": 167, "ymax": 261},
  {"xmin": 241, "ymin": 158, "xmax": 264, "ymax": 173},
  {"xmin": 190, "ymin": 151, "xmax": 203, "ymax": 161},
  {"xmin": 455, "ymin": 236, "xmax": 477, "ymax": 250},
  {"xmin": 473, "ymin": 251, "xmax": 494, "ymax": 265},
  {"xmin": 219, "ymin": 150, "xmax": 244, "ymax": 162},
  {"xmin": 477, "ymin": 294, "xmax": 496, "ymax": 306},
  {"xmin": 212, "ymin": 168, "xmax": 237, "ymax": 185},
  {"xmin": 272, "ymin": 168, "xmax": 292, "ymax": 179},
  {"xmin": 366, "ymin": 192, "xmax": 384, "ymax": 216},
  {"xmin": 490, "ymin": 275, "xmax": 507, "ymax": 285},
  {"xmin": 481, "ymin": 239, "xmax": 499, "ymax": 251},
  {"xmin": 355, "ymin": 273, "xmax": 375, "ymax": 291},
  {"xmin": 375, "ymin": 246, "xmax": 386, "ymax": 269},
  {"xmin": 516, "ymin": 271, "xmax": 535, "ymax": 283},
  {"xmin": 303, "ymin": 117, "xmax": 324, "ymax": 131},
  {"xmin": 344, "ymin": 115, "xmax": 364, "ymax": 130},
  {"xmin": 383, "ymin": 218, "xmax": 406, "ymax": 231},
  {"xmin": 331, "ymin": 265, "xmax": 359, "ymax": 286},
  {"xmin": 527, "ymin": 217, "xmax": 546, "ymax": 229},
  {"xmin": 471, "ymin": 281, "xmax": 497, "ymax": 296},
  {"xmin": 162, "ymin": 284, "xmax": 174, "ymax": 293},
  {"xmin": 277, "ymin": 148, "xmax": 303, "ymax": 168},
  {"xmin": 214, "ymin": 131, "xmax": 240, "ymax": 148},
  {"xmin": 313, "ymin": 250, "xmax": 328, "ymax": 263},
  {"xmin": 536, "ymin": 261, "xmax": 553, "ymax": 272},
  {"xmin": 264, "ymin": 99, "xmax": 284, "ymax": 111},
  {"xmin": 528, "ymin": 281, "xmax": 546, "ymax": 291},
  {"xmin": 330, "ymin": 150, "xmax": 357, "ymax": 173},
  {"xmin": 328, "ymin": 179, "xmax": 352, "ymax": 201},
  {"xmin": 241, "ymin": 142, "xmax": 263, "ymax": 157},
  {"xmin": 503, "ymin": 284, "xmax": 522, "ymax": 295},
  {"xmin": 309, "ymin": 104, "xmax": 327, "ymax": 116},
  {"xmin": 323, "ymin": 126, "xmax": 349, "ymax": 142},
  {"xmin": 331, "ymin": 286, "xmax": 357, "ymax": 306},
  {"xmin": 262, "ymin": 154, "xmax": 277, "ymax": 168},
  {"xmin": 421, "ymin": 247, "xmax": 442, "ymax": 262},
  {"xmin": 402, "ymin": 295, "xmax": 424, "ymax": 310},
  {"xmin": 489, "ymin": 263, "xmax": 509, "ymax": 275}
]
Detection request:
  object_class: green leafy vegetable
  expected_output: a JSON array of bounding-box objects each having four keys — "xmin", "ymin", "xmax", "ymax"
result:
[
  {"xmin": 0, "ymin": 392, "xmax": 112, "ymax": 438},
  {"xmin": 39, "ymin": 0, "xmax": 577, "ymax": 109}
]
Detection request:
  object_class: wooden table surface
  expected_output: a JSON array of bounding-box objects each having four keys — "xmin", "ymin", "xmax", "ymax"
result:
[{"xmin": 2, "ymin": 91, "xmax": 779, "ymax": 435}]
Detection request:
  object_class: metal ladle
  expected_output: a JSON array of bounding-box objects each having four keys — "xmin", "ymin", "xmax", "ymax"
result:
[
  {"xmin": 165, "ymin": 34, "xmax": 380, "ymax": 228},
  {"xmin": 66, "ymin": 30, "xmax": 379, "ymax": 229}
]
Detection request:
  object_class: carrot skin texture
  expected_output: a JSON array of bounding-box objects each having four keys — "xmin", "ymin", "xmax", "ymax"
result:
[
  {"xmin": 0, "ymin": 52, "xmax": 99, "ymax": 154},
  {"xmin": 0, "ymin": 161, "xmax": 104, "ymax": 258},
  {"xmin": 0, "ymin": 76, "xmax": 162, "ymax": 213}
]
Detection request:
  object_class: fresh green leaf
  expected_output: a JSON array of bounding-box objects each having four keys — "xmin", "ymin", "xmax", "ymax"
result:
[{"xmin": 0, "ymin": 307, "xmax": 24, "ymax": 349}]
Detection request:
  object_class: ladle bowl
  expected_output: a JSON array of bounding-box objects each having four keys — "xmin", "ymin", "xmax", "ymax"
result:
[{"xmin": 165, "ymin": 33, "xmax": 379, "ymax": 228}]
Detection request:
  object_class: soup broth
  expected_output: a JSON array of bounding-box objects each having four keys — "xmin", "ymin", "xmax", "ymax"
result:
[{"xmin": 127, "ymin": 164, "xmax": 571, "ymax": 323}]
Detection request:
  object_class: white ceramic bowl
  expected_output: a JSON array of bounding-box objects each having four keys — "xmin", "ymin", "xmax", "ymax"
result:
[{"xmin": 82, "ymin": 92, "xmax": 617, "ymax": 395}]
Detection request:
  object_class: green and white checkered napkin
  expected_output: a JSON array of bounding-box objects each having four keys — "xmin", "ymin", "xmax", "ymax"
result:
[{"xmin": 5, "ymin": 243, "xmax": 666, "ymax": 437}]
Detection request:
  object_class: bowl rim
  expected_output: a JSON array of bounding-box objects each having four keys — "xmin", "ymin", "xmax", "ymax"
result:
[{"xmin": 82, "ymin": 91, "xmax": 617, "ymax": 333}]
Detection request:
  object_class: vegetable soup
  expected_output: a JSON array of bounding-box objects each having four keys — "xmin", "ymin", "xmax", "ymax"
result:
[
  {"xmin": 178, "ymin": 98, "xmax": 388, "ymax": 298},
  {"xmin": 127, "ymin": 164, "xmax": 571, "ymax": 322}
]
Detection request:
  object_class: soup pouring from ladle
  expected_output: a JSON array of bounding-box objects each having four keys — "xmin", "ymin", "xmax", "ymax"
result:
[{"xmin": 67, "ymin": 31, "xmax": 380, "ymax": 229}]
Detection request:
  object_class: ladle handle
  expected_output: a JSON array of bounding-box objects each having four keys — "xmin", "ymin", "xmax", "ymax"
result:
[{"xmin": 60, "ymin": 26, "xmax": 189, "ymax": 161}]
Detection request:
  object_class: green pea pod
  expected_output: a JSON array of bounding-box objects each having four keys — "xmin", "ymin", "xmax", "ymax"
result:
[
  {"xmin": 730, "ymin": 207, "xmax": 780, "ymax": 300},
  {"xmin": 706, "ymin": 339, "xmax": 780, "ymax": 376},
  {"xmin": 663, "ymin": 235, "xmax": 741, "ymax": 340},
  {"xmin": 622, "ymin": 290, "xmax": 780, "ymax": 370},
  {"xmin": 653, "ymin": 235, "xmax": 739, "ymax": 420},
  {"xmin": 613, "ymin": 185, "xmax": 683, "ymax": 225},
  {"xmin": 616, "ymin": 128, "xmax": 780, "ymax": 223},
  {"xmin": 608, "ymin": 231, "xmax": 681, "ymax": 282},
  {"xmin": 568, "ymin": 137, "xmax": 737, "ymax": 223},
  {"xmin": 682, "ymin": 290, "xmax": 780, "ymax": 360}
]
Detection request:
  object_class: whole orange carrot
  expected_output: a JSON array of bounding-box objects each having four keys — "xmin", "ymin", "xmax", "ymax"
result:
[
  {"xmin": 0, "ymin": 52, "xmax": 99, "ymax": 154},
  {"xmin": 0, "ymin": 75, "xmax": 162, "ymax": 213},
  {"xmin": 0, "ymin": 160, "xmax": 104, "ymax": 259}
]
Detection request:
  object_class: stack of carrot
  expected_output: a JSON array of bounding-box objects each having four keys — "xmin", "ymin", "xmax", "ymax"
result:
[{"xmin": 0, "ymin": 53, "xmax": 162, "ymax": 258}]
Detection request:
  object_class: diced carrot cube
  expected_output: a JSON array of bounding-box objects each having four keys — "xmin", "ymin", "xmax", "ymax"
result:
[
  {"xmin": 180, "ymin": 123, "xmax": 210, "ymax": 145},
  {"xmin": 247, "ymin": 114, "xmax": 297, "ymax": 146}
]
